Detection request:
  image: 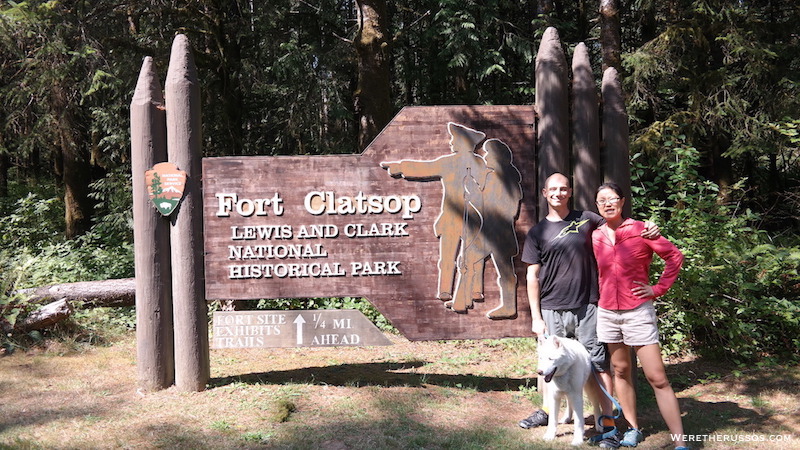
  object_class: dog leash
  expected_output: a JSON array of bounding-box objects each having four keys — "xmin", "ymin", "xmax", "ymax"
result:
[{"xmin": 588, "ymin": 366, "xmax": 623, "ymax": 443}]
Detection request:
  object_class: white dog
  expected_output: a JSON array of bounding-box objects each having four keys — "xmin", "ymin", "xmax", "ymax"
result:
[{"xmin": 537, "ymin": 335, "xmax": 600, "ymax": 446}]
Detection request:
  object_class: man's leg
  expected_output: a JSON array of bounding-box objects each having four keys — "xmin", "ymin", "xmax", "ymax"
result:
[
  {"xmin": 520, "ymin": 309, "xmax": 565, "ymax": 428},
  {"xmin": 576, "ymin": 304, "xmax": 614, "ymax": 422}
]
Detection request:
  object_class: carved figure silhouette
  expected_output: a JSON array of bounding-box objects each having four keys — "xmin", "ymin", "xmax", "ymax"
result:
[{"xmin": 381, "ymin": 122, "xmax": 489, "ymax": 301}]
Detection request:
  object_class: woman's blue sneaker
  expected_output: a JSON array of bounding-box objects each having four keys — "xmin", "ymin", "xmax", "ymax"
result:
[{"xmin": 620, "ymin": 428, "xmax": 644, "ymax": 447}]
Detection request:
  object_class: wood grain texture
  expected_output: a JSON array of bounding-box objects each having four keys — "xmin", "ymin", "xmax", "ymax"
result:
[
  {"xmin": 602, "ymin": 67, "xmax": 632, "ymax": 217},
  {"xmin": 131, "ymin": 56, "xmax": 174, "ymax": 391},
  {"xmin": 535, "ymin": 27, "xmax": 569, "ymax": 220},
  {"xmin": 166, "ymin": 35, "xmax": 209, "ymax": 391},
  {"xmin": 571, "ymin": 43, "xmax": 601, "ymax": 212}
]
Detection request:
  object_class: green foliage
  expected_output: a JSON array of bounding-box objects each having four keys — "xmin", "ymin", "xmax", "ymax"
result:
[
  {"xmin": 775, "ymin": 118, "xmax": 800, "ymax": 146},
  {"xmin": 398, "ymin": 0, "xmax": 537, "ymax": 105},
  {"xmin": 271, "ymin": 398, "xmax": 297, "ymax": 423},
  {"xmin": 0, "ymin": 176, "xmax": 134, "ymax": 350},
  {"xmin": 624, "ymin": 0, "xmax": 800, "ymax": 233},
  {"xmin": 62, "ymin": 306, "xmax": 136, "ymax": 348},
  {"xmin": 0, "ymin": 187, "xmax": 133, "ymax": 288},
  {"xmin": 0, "ymin": 276, "xmax": 25, "ymax": 337},
  {"xmin": 87, "ymin": 168, "xmax": 134, "ymax": 245},
  {"xmin": 516, "ymin": 382, "xmax": 542, "ymax": 406},
  {"xmin": 632, "ymin": 126, "xmax": 800, "ymax": 360},
  {"xmin": 0, "ymin": 193, "xmax": 63, "ymax": 250},
  {"xmin": 2, "ymin": 237, "xmax": 133, "ymax": 288}
]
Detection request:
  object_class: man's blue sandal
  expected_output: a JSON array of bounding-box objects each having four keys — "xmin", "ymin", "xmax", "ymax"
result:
[{"xmin": 588, "ymin": 415, "xmax": 618, "ymax": 445}]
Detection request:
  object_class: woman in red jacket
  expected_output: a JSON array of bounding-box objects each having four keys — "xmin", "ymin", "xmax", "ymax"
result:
[{"xmin": 592, "ymin": 182, "xmax": 688, "ymax": 450}]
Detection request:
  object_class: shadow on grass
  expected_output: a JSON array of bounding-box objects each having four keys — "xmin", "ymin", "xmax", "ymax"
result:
[
  {"xmin": 633, "ymin": 397, "xmax": 772, "ymax": 449},
  {"xmin": 264, "ymin": 415, "xmax": 554, "ymax": 450},
  {"xmin": 210, "ymin": 361, "xmax": 529, "ymax": 392},
  {"xmin": 625, "ymin": 357, "xmax": 799, "ymax": 448},
  {"xmin": 666, "ymin": 357, "xmax": 800, "ymax": 398}
]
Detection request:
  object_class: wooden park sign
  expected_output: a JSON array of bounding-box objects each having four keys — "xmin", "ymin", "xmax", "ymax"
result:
[{"xmin": 203, "ymin": 106, "xmax": 538, "ymax": 341}]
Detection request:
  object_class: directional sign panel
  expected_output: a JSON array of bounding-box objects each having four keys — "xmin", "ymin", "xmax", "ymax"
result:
[{"xmin": 211, "ymin": 309, "xmax": 392, "ymax": 349}]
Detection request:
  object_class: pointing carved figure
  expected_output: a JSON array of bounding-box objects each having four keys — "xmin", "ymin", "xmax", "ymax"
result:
[{"xmin": 381, "ymin": 122, "xmax": 489, "ymax": 302}]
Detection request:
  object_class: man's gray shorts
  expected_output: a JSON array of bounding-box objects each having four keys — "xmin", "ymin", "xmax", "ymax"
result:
[{"xmin": 542, "ymin": 303, "xmax": 609, "ymax": 372}]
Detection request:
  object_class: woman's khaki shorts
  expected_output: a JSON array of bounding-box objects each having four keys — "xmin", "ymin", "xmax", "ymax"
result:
[{"xmin": 597, "ymin": 300, "xmax": 659, "ymax": 346}]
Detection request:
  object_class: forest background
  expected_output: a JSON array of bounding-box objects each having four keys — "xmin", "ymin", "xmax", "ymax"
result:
[{"xmin": 0, "ymin": 0, "xmax": 798, "ymax": 362}]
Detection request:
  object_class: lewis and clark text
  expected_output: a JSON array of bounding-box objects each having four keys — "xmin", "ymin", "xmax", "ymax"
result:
[{"xmin": 217, "ymin": 190, "xmax": 422, "ymax": 280}]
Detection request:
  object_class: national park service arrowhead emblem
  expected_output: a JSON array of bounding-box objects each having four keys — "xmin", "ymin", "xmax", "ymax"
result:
[{"xmin": 145, "ymin": 162, "xmax": 186, "ymax": 216}]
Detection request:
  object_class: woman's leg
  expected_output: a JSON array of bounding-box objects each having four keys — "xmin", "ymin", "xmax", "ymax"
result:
[
  {"xmin": 608, "ymin": 342, "xmax": 638, "ymax": 430},
  {"xmin": 635, "ymin": 343, "xmax": 686, "ymax": 447}
]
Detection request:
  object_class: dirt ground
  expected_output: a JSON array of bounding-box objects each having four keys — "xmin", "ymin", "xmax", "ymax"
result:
[{"xmin": 0, "ymin": 333, "xmax": 798, "ymax": 449}]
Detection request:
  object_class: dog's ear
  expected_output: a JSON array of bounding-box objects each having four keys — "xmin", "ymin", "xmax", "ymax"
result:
[{"xmin": 551, "ymin": 335, "xmax": 561, "ymax": 348}]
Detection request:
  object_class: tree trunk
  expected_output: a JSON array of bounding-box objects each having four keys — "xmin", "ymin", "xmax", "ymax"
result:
[
  {"xmin": 353, "ymin": 0, "xmax": 392, "ymax": 151},
  {"xmin": 599, "ymin": 0, "xmax": 622, "ymax": 74},
  {"xmin": 707, "ymin": 135, "xmax": 734, "ymax": 201},
  {"xmin": 0, "ymin": 152, "xmax": 8, "ymax": 198},
  {"xmin": 638, "ymin": 0, "xmax": 657, "ymax": 44},
  {"xmin": 576, "ymin": 0, "xmax": 590, "ymax": 40},
  {"xmin": 206, "ymin": 2, "xmax": 244, "ymax": 156},
  {"xmin": 52, "ymin": 82, "xmax": 94, "ymax": 239},
  {"xmin": 16, "ymin": 298, "xmax": 74, "ymax": 332},
  {"xmin": 15, "ymin": 278, "xmax": 136, "ymax": 307}
]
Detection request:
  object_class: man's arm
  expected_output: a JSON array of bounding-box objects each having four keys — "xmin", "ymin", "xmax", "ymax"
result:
[
  {"xmin": 641, "ymin": 220, "xmax": 661, "ymax": 239},
  {"xmin": 526, "ymin": 264, "xmax": 547, "ymax": 336}
]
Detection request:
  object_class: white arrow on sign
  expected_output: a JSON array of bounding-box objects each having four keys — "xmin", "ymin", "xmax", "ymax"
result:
[{"xmin": 294, "ymin": 314, "xmax": 306, "ymax": 345}]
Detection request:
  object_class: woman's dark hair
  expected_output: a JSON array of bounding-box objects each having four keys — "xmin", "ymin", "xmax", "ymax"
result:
[{"xmin": 595, "ymin": 182, "xmax": 625, "ymax": 199}]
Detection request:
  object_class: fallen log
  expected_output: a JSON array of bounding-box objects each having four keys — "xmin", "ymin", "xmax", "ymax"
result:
[
  {"xmin": 16, "ymin": 298, "xmax": 74, "ymax": 332},
  {"xmin": 15, "ymin": 278, "xmax": 136, "ymax": 308}
]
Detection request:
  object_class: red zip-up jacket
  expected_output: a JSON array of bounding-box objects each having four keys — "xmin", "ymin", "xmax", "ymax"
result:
[{"xmin": 591, "ymin": 218, "xmax": 684, "ymax": 310}]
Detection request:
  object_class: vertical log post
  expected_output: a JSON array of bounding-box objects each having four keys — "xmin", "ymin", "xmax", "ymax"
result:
[
  {"xmin": 571, "ymin": 43, "xmax": 601, "ymax": 211},
  {"xmin": 535, "ymin": 27, "xmax": 570, "ymax": 220},
  {"xmin": 131, "ymin": 57, "xmax": 175, "ymax": 391},
  {"xmin": 601, "ymin": 66, "xmax": 632, "ymax": 217},
  {"xmin": 166, "ymin": 35, "xmax": 210, "ymax": 391}
]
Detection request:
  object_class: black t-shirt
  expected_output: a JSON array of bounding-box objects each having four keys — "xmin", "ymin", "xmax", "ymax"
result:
[{"xmin": 521, "ymin": 210, "xmax": 603, "ymax": 310}]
